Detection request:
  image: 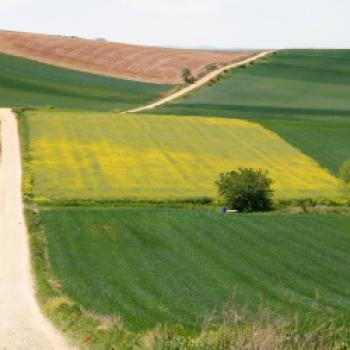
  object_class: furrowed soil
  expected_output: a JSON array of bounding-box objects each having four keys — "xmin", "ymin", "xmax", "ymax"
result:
[{"xmin": 0, "ymin": 30, "xmax": 257, "ymax": 84}]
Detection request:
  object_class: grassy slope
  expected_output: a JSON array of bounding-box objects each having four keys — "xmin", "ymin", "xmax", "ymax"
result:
[
  {"xmin": 260, "ymin": 119, "xmax": 350, "ymax": 175},
  {"xmin": 152, "ymin": 50, "xmax": 350, "ymax": 174},
  {"xmin": 40, "ymin": 208, "xmax": 350, "ymax": 331},
  {"xmin": 0, "ymin": 52, "xmax": 172, "ymax": 111},
  {"xmin": 25, "ymin": 111, "xmax": 339, "ymax": 202}
]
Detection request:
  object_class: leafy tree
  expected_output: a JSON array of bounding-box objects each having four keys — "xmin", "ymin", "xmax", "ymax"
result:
[
  {"xmin": 181, "ymin": 68, "xmax": 195, "ymax": 84},
  {"xmin": 216, "ymin": 168, "xmax": 274, "ymax": 212}
]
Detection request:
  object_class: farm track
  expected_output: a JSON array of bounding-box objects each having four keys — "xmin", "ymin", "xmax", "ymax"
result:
[
  {"xmin": 126, "ymin": 51, "xmax": 273, "ymax": 113},
  {"xmin": 0, "ymin": 109, "xmax": 72, "ymax": 349}
]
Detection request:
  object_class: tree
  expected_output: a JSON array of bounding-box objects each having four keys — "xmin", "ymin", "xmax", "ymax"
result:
[
  {"xmin": 216, "ymin": 168, "xmax": 274, "ymax": 212},
  {"xmin": 181, "ymin": 68, "xmax": 195, "ymax": 84}
]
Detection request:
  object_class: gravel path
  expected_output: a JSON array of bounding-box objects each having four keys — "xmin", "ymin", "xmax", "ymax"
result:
[
  {"xmin": 126, "ymin": 51, "xmax": 273, "ymax": 113},
  {"xmin": 0, "ymin": 108, "xmax": 72, "ymax": 350}
]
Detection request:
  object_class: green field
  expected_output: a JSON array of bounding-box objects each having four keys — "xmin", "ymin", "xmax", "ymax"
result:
[
  {"xmin": 156, "ymin": 50, "xmax": 350, "ymax": 120},
  {"xmin": 260, "ymin": 118, "xmax": 350, "ymax": 175},
  {"xmin": 9, "ymin": 48, "xmax": 350, "ymax": 347},
  {"xmin": 39, "ymin": 208, "xmax": 350, "ymax": 330},
  {"xmin": 0, "ymin": 53, "xmax": 172, "ymax": 111},
  {"xmin": 24, "ymin": 111, "xmax": 339, "ymax": 202},
  {"xmin": 153, "ymin": 50, "xmax": 350, "ymax": 175}
]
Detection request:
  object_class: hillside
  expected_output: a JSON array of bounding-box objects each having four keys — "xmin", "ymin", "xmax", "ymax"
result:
[
  {"xmin": 0, "ymin": 53, "xmax": 171, "ymax": 111},
  {"xmin": 0, "ymin": 31, "xmax": 256, "ymax": 84},
  {"xmin": 154, "ymin": 50, "xmax": 350, "ymax": 119},
  {"xmin": 153, "ymin": 50, "xmax": 350, "ymax": 174}
]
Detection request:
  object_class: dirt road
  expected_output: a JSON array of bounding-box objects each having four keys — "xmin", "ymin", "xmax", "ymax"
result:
[
  {"xmin": 126, "ymin": 51, "xmax": 273, "ymax": 113},
  {"xmin": 0, "ymin": 108, "xmax": 72, "ymax": 349}
]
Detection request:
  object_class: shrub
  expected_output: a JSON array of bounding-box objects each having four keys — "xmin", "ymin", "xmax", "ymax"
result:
[
  {"xmin": 204, "ymin": 63, "xmax": 218, "ymax": 72},
  {"xmin": 296, "ymin": 198, "xmax": 317, "ymax": 213},
  {"xmin": 340, "ymin": 159, "xmax": 350, "ymax": 183},
  {"xmin": 340, "ymin": 160, "xmax": 350, "ymax": 200},
  {"xmin": 216, "ymin": 168, "xmax": 274, "ymax": 212},
  {"xmin": 181, "ymin": 68, "xmax": 195, "ymax": 84}
]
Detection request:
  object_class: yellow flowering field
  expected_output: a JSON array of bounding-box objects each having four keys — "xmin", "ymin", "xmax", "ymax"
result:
[{"xmin": 25, "ymin": 111, "xmax": 340, "ymax": 202}]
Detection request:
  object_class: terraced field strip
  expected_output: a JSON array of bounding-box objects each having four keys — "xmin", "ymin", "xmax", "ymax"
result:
[
  {"xmin": 25, "ymin": 111, "xmax": 339, "ymax": 202},
  {"xmin": 40, "ymin": 208, "xmax": 350, "ymax": 330},
  {"xmin": 0, "ymin": 53, "xmax": 172, "ymax": 111}
]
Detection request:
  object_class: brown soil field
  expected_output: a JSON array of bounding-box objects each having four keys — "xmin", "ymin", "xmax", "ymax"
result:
[{"xmin": 0, "ymin": 31, "xmax": 258, "ymax": 84}]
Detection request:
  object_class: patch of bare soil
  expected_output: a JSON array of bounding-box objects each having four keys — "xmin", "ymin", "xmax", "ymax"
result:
[{"xmin": 0, "ymin": 31, "xmax": 258, "ymax": 84}]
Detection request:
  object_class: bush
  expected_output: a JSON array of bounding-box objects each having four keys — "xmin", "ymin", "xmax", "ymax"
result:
[
  {"xmin": 181, "ymin": 68, "xmax": 195, "ymax": 84},
  {"xmin": 340, "ymin": 159, "xmax": 350, "ymax": 183},
  {"xmin": 340, "ymin": 160, "xmax": 350, "ymax": 200},
  {"xmin": 204, "ymin": 63, "xmax": 218, "ymax": 72},
  {"xmin": 216, "ymin": 168, "xmax": 274, "ymax": 212}
]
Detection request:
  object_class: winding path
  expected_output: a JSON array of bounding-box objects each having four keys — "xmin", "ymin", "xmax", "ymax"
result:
[
  {"xmin": 126, "ymin": 51, "xmax": 273, "ymax": 113},
  {"xmin": 0, "ymin": 108, "xmax": 72, "ymax": 349}
]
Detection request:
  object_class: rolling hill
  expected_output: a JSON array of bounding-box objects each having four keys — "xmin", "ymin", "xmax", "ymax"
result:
[
  {"xmin": 0, "ymin": 52, "xmax": 172, "ymax": 111},
  {"xmin": 0, "ymin": 30, "xmax": 256, "ymax": 84},
  {"xmin": 153, "ymin": 50, "xmax": 350, "ymax": 174},
  {"xmin": 2, "ymin": 35, "xmax": 349, "ymax": 348}
]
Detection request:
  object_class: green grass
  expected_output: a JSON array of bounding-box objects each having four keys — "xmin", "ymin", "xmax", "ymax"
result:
[
  {"xmin": 39, "ymin": 207, "xmax": 350, "ymax": 331},
  {"xmin": 152, "ymin": 50, "xmax": 350, "ymax": 175},
  {"xmin": 155, "ymin": 50, "xmax": 350, "ymax": 120},
  {"xmin": 0, "ymin": 52, "xmax": 172, "ymax": 111},
  {"xmin": 259, "ymin": 119, "xmax": 350, "ymax": 175}
]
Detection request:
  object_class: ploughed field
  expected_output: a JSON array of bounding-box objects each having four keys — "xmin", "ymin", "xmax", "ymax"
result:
[
  {"xmin": 0, "ymin": 31, "xmax": 256, "ymax": 84},
  {"xmin": 38, "ymin": 208, "xmax": 350, "ymax": 330},
  {"xmin": 24, "ymin": 111, "xmax": 339, "ymax": 202},
  {"xmin": 153, "ymin": 50, "xmax": 350, "ymax": 175},
  {"xmin": 0, "ymin": 53, "xmax": 172, "ymax": 111}
]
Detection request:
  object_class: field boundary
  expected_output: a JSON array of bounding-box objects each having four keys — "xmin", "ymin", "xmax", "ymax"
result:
[{"xmin": 125, "ymin": 51, "xmax": 274, "ymax": 113}]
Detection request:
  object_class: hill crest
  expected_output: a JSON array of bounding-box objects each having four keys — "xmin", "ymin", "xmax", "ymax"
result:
[{"xmin": 0, "ymin": 31, "xmax": 256, "ymax": 84}]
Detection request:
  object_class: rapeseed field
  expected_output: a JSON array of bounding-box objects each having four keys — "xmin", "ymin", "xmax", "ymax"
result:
[{"xmin": 26, "ymin": 111, "xmax": 339, "ymax": 202}]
